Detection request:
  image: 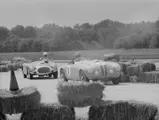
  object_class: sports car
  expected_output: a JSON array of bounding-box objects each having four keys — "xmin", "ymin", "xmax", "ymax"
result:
[
  {"xmin": 22, "ymin": 60, "xmax": 58, "ymax": 79},
  {"xmin": 60, "ymin": 57, "xmax": 121, "ymax": 85}
]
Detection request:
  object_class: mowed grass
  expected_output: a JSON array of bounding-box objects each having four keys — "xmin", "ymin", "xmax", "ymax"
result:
[{"xmin": 1, "ymin": 49, "xmax": 159, "ymax": 61}]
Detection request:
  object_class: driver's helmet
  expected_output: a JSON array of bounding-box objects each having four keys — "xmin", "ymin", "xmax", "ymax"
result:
[
  {"xmin": 43, "ymin": 52, "xmax": 48, "ymax": 57},
  {"xmin": 75, "ymin": 52, "xmax": 81, "ymax": 58}
]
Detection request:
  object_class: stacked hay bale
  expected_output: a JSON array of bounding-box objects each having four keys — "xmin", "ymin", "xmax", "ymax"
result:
[
  {"xmin": 124, "ymin": 60, "xmax": 157, "ymax": 83},
  {"xmin": 21, "ymin": 103, "xmax": 75, "ymax": 120},
  {"xmin": 88, "ymin": 100, "xmax": 158, "ymax": 120},
  {"xmin": 57, "ymin": 81, "xmax": 105, "ymax": 107},
  {"xmin": 119, "ymin": 61, "xmax": 132, "ymax": 82},
  {"xmin": 139, "ymin": 71, "xmax": 159, "ymax": 83},
  {"xmin": 136, "ymin": 61, "xmax": 158, "ymax": 83},
  {"xmin": 104, "ymin": 53, "xmax": 120, "ymax": 62},
  {"xmin": 12, "ymin": 57, "xmax": 31, "ymax": 69},
  {"xmin": 127, "ymin": 64, "xmax": 142, "ymax": 83},
  {"xmin": 0, "ymin": 87, "xmax": 41, "ymax": 114},
  {"xmin": 0, "ymin": 65, "xmax": 8, "ymax": 72},
  {"xmin": 0, "ymin": 67, "xmax": 41, "ymax": 120}
]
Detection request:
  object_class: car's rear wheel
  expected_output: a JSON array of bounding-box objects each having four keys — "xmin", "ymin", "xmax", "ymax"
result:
[
  {"xmin": 53, "ymin": 71, "xmax": 58, "ymax": 79},
  {"xmin": 112, "ymin": 77, "xmax": 120, "ymax": 85},
  {"xmin": 79, "ymin": 70, "xmax": 89, "ymax": 82},
  {"xmin": 60, "ymin": 69, "xmax": 68, "ymax": 82}
]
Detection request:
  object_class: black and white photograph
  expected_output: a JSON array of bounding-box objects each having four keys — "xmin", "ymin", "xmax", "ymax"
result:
[{"xmin": 0, "ymin": 0, "xmax": 159, "ymax": 120}]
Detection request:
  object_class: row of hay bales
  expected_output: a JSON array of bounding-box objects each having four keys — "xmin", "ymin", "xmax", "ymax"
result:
[
  {"xmin": 103, "ymin": 53, "xmax": 159, "ymax": 83},
  {"xmin": 119, "ymin": 60, "xmax": 159, "ymax": 83},
  {"xmin": 1, "ymin": 80, "xmax": 159, "ymax": 120},
  {"xmin": 19, "ymin": 81, "xmax": 159, "ymax": 120},
  {"xmin": 18, "ymin": 100, "xmax": 159, "ymax": 120},
  {"xmin": 0, "ymin": 57, "xmax": 31, "ymax": 72}
]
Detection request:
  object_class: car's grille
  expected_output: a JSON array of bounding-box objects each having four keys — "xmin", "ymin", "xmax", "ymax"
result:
[
  {"xmin": 100, "ymin": 65, "xmax": 107, "ymax": 76},
  {"xmin": 37, "ymin": 67, "xmax": 50, "ymax": 73}
]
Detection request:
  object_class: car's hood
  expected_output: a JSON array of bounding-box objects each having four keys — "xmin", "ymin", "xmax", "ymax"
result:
[
  {"xmin": 25, "ymin": 60, "xmax": 57, "ymax": 68},
  {"xmin": 77, "ymin": 59, "xmax": 120, "ymax": 69}
]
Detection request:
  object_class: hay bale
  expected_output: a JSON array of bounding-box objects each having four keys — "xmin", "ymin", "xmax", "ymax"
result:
[
  {"xmin": 0, "ymin": 86, "xmax": 41, "ymax": 114},
  {"xmin": 20, "ymin": 103, "xmax": 75, "ymax": 120},
  {"xmin": 129, "ymin": 75, "xmax": 140, "ymax": 83},
  {"xmin": 7, "ymin": 63, "xmax": 18, "ymax": 71},
  {"xmin": 120, "ymin": 72, "xmax": 129, "ymax": 82},
  {"xmin": 88, "ymin": 100, "xmax": 158, "ymax": 120},
  {"xmin": 12, "ymin": 57, "xmax": 31, "ymax": 69},
  {"xmin": 119, "ymin": 62, "xmax": 132, "ymax": 74},
  {"xmin": 138, "ymin": 62, "xmax": 151, "ymax": 72},
  {"xmin": 139, "ymin": 71, "xmax": 159, "ymax": 83},
  {"xmin": 149, "ymin": 63, "xmax": 156, "ymax": 71},
  {"xmin": 104, "ymin": 53, "xmax": 120, "ymax": 62},
  {"xmin": 127, "ymin": 65, "xmax": 142, "ymax": 76},
  {"xmin": 57, "ymin": 81, "xmax": 105, "ymax": 107},
  {"xmin": 0, "ymin": 65, "xmax": 8, "ymax": 72}
]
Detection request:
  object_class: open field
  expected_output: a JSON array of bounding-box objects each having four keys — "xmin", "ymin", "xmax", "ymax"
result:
[
  {"xmin": 1, "ymin": 49, "xmax": 159, "ymax": 61},
  {"xmin": 1, "ymin": 62, "xmax": 159, "ymax": 120}
]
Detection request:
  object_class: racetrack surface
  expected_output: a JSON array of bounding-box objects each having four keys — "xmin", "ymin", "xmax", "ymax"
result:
[{"xmin": 1, "ymin": 63, "xmax": 159, "ymax": 120}]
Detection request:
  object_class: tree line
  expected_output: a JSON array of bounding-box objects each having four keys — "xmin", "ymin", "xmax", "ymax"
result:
[{"xmin": 0, "ymin": 19, "xmax": 159, "ymax": 52}]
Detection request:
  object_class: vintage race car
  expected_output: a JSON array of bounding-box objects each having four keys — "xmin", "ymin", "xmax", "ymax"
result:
[
  {"xmin": 60, "ymin": 57, "xmax": 121, "ymax": 85},
  {"xmin": 22, "ymin": 60, "xmax": 58, "ymax": 79}
]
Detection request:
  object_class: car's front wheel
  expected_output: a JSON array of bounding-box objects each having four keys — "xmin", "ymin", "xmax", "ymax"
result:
[
  {"xmin": 53, "ymin": 71, "xmax": 58, "ymax": 79},
  {"xmin": 79, "ymin": 70, "xmax": 89, "ymax": 82},
  {"xmin": 28, "ymin": 73, "xmax": 33, "ymax": 79},
  {"xmin": 23, "ymin": 73, "xmax": 27, "ymax": 78},
  {"xmin": 60, "ymin": 69, "xmax": 68, "ymax": 82}
]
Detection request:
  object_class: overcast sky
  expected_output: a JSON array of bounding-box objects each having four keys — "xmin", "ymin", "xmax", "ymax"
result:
[{"xmin": 0, "ymin": 0, "xmax": 159, "ymax": 28}]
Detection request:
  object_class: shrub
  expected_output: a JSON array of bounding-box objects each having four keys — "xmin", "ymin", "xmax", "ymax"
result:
[
  {"xmin": 0, "ymin": 86, "xmax": 41, "ymax": 114},
  {"xmin": 88, "ymin": 100, "xmax": 158, "ymax": 120},
  {"xmin": 57, "ymin": 81, "xmax": 105, "ymax": 107},
  {"xmin": 20, "ymin": 103, "xmax": 75, "ymax": 120}
]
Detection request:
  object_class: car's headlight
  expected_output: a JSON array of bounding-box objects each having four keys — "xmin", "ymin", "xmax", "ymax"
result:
[{"xmin": 31, "ymin": 67, "xmax": 36, "ymax": 71}]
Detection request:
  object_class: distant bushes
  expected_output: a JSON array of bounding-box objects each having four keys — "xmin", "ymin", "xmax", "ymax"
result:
[
  {"xmin": 0, "ymin": 19, "xmax": 159, "ymax": 52},
  {"xmin": 0, "ymin": 57, "xmax": 31, "ymax": 72}
]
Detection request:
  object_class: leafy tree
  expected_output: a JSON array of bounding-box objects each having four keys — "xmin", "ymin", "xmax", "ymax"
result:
[
  {"xmin": 11, "ymin": 25, "xmax": 24, "ymax": 37},
  {"xmin": 23, "ymin": 26, "xmax": 37, "ymax": 38},
  {"xmin": 0, "ymin": 27, "xmax": 10, "ymax": 41}
]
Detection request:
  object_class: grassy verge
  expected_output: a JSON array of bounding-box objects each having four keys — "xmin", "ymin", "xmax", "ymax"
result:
[{"xmin": 1, "ymin": 49, "xmax": 159, "ymax": 61}]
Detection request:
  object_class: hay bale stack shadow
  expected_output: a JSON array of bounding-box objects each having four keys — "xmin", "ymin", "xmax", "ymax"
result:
[
  {"xmin": 56, "ymin": 81, "xmax": 105, "ymax": 107},
  {"xmin": 0, "ymin": 113, "xmax": 6, "ymax": 120},
  {"xmin": 20, "ymin": 103, "xmax": 75, "ymax": 120},
  {"xmin": 88, "ymin": 100, "xmax": 158, "ymax": 120}
]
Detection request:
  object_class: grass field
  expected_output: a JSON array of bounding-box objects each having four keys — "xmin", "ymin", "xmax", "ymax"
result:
[{"xmin": 1, "ymin": 49, "xmax": 159, "ymax": 61}]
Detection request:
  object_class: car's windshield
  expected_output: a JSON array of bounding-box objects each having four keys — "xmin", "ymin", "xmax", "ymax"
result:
[{"xmin": 74, "ymin": 57, "xmax": 88, "ymax": 62}]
